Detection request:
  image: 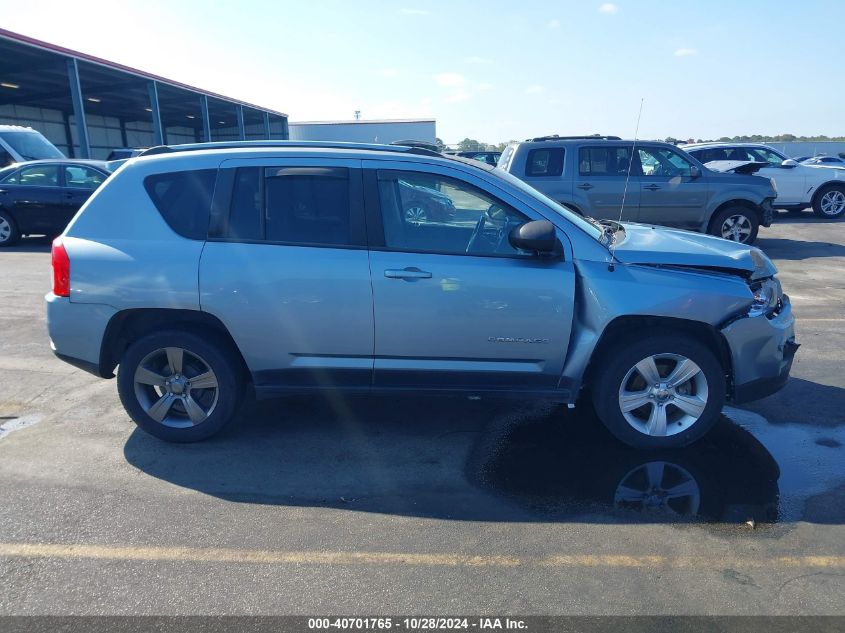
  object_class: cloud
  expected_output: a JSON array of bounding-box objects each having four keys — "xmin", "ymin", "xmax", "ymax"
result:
[
  {"xmin": 446, "ymin": 90, "xmax": 471, "ymax": 103},
  {"xmin": 525, "ymin": 85, "xmax": 546, "ymax": 94},
  {"xmin": 464, "ymin": 56, "xmax": 493, "ymax": 64},
  {"xmin": 548, "ymin": 19, "xmax": 560, "ymax": 28},
  {"xmin": 476, "ymin": 82, "xmax": 494, "ymax": 91},
  {"xmin": 435, "ymin": 72, "xmax": 466, "ymax": 87},
  {"xmin": 399, "ymin": 8, "xmax": 429, "ymax": 15},
  {"xmin": 598, "ymin": 3, "xmax": 619, "ymax": 14},
  {"xmin": 674, "ymin": 48, "xmax": 698, "ymax": 57}
]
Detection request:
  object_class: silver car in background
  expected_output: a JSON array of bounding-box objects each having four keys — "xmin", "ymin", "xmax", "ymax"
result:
[{"xmin": 46, "ymin": 141, "xmax": 797, "ymax": 449}]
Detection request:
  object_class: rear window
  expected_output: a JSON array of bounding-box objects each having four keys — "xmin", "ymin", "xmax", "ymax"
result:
[
  {"xmin": 144, "ymin": 169, "xmax": 216, "ymax": 239},
  {"xmin": 526, "ymin": 148, "xmax": 565, "ymax": 177},
  {"xmin": 578, "ymin": 147, "xmax": 632, "ymax": 176},
  {"xmin": 224, "ymin": 166, "xmax": 352, "ymax": 247}
]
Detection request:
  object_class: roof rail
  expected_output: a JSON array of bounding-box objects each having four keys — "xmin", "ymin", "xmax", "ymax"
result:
[
  {"xmin": 389, "ymin": 139, "xmax": 441, "ymax": 153},
  {"xmin": 139, "ymin": 140, "xmax": 442, "ymax": 158},
  {"xmin": 526, "ymin": 134, "xmax": 622, "ymax": 142}
]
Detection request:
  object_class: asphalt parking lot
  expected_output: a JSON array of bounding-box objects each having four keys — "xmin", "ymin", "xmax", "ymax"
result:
[{"xmin": 0, "ymin": 214, "xmax": 843, "ymax": 615}]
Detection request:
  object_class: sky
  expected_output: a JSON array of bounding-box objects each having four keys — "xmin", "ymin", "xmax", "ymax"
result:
[{"xmin": 0, "ymin": 0, "xmax": 842, "ymax": 145}]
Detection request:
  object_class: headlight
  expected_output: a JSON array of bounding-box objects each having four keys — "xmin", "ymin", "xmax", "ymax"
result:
[{"xmin": 748, "ymin": 277, "xmax": 782, "ymax": 317}]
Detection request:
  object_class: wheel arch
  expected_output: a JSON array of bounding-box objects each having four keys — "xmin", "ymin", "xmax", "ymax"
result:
[
  {"xmin": 583, "ymin": 315, "xmax": 733, "ymax": 395},
  {"xmin": 99, "ymin": 308, "xmax": 250, "ymax": 381},
  {"xmin": 811, "ymin": 180, "xmax": 845, "ymax": 208},
  {"xmin": 709, "ymin": 199, "xmax": 763, "ymax": 229}
]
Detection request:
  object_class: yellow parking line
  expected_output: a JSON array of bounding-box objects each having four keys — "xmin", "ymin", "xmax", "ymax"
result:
[{"xmin": 1, "ymin": 543, "xmax": 845, "ymax": 569}]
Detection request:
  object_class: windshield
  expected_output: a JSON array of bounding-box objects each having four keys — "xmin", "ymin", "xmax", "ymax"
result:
[
  {"xmin": 0, "ymin": 130, "xmax": 64, "ymax": 161},
  {"xmin": 491, "ymin": 167, "xmax": 604, "ymax": 240}
]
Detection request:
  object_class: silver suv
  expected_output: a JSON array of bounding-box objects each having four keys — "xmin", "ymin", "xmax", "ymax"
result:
[
  {"xmin": 499, "ymin": 136, "xmax": 777, "ymax": 244},
  {"xmin": 46, "ymin": 141, "xmax": 797, "ymax": 449}
]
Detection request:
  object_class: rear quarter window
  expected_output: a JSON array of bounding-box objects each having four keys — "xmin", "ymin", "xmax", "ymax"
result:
[
  {"xmin": 526, "ymin": 148, "xmax": 565, "ymax": 177},
  {"xmin": 144, "ymin": 169, "xmax": 216, "ymax": 239}
]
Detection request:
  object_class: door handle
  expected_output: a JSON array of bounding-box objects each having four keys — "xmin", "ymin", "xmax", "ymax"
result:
[
  {"xmin": 384, "ymin": 267, "xmax": 432, "ymax": 280},
  {"xmin": 576, "ymin": 183, "xmax": 594, "ymax": 190},
  {"xmin": 644, "ymin": 184, "xmax": 661, "ymax": 191}
]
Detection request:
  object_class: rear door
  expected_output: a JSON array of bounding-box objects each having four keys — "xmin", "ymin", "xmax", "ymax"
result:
[
  {"xmin": 364, "ymin": 160, "xmax": 576, "ymax": 393},
  {"xmin": 636, "ymin": 145, "xmax": 709, "ymax": 229},
  {"xmin": 0, "ymin": 163, "xmax": 62, "ymax": 233},
  {"xmin": 199, "ymin": 157, "xmax": 374, "ymax": 392},
  {"xmin": 575, "ymin": 145, "xmax": 640, "ymax": 221},
  {"xmin": 61, "ymin": 164, "xmax": 107, "ymax": 224}
]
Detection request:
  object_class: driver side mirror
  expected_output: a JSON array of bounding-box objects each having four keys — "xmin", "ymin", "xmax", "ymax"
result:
[
  {"xmin": 689, "ymin": 166, "xmax": 702, "ymax": 179},
  {"xmin": 509, "ymin": 220, "xmax": 558, "ymax": 255},
  {"xmin": 782, "ymin": 159, "xmax": 798, "ymax": 167}
]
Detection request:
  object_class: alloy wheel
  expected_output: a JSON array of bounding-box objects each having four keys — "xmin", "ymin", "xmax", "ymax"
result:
[
  {"xmin": 133, "ymin": 346, "xmax": 219, "ymax": 428},
  {"xmin": 618, "ymin": 353, "xmax": 709, "ymax": 437},
  {"xmin": 820, "ymin": 190, "xmax": 845, "ymax": 216},
  {"xmin": 0, "ymin": 217, "xmax": 11, "ymax": 243},
  {"xmin": 720, "ymin": 214, "xmax": 752, "ymax": 242}
]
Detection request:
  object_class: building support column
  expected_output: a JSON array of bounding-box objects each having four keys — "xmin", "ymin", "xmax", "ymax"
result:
[
  {"xmin": 200, "ymin": 95, "xmax": 211, "ymax": 142},
  {"xmin": 148, "ymin": 80, "xmax": 164, "ymax": 146},
  {"xmin": 236, "ymin": 105, "xmax": 246, "ymax": 140},
  {"xmin": 263, "ymin": 112, "xmax": 271, "ymax": 140},
  {"xmin": 281, "ymin": 117, "xmax": 289, "ymax": 140},
  {"xmin": 119, "ymin": 119, "xmax": 128, "ymax": 148},
  {"xmin": 66, "ymin": 58, "xmax": 90, "ymax": 158}
]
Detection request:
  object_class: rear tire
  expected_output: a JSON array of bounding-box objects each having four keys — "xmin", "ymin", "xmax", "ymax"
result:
[
  {"xmin": 0, "ymin": 210, "xmax": 20, "ymax": 247},
  {"xmin": 117, "ymin": 329, "xmax": 243, "ymax": 442},
  {"xmin": 591, "ymin": 333, "xmax": 726, "ymax": 449},
  {"xmin": 708, "ymin": 206, "xmax": 759, "ymax": 244},
  {"xmin": 812, "ymin": 184, "xmax": 845, "ymax": 218}
]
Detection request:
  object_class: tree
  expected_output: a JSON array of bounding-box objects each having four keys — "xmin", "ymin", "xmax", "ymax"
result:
[
  {"xmin": 434, "ymin": 137, "xmax": 446, "ymax": 152},
  {"xmin": 458, "ymin": 138, "xmax": 484, "ymax": 152}
]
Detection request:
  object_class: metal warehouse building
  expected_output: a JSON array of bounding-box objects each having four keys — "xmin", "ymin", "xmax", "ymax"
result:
[
  {"xmin": 0, "ymin": 28, "xmax": 288, "ymax": 159},
  {"xmin": 289, "ymin": 119, "xmax": 436, "ymax": 145}
]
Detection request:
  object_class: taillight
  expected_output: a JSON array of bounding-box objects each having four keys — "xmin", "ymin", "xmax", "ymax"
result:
[{"xmin": 51, "ymin": 237, "xmax": 70, "ymax": 297}]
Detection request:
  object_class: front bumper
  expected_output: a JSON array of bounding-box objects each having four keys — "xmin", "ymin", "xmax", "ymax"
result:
[{"xmin": 721, "ymin": 294, "xmax": 798, "ymax": 404}]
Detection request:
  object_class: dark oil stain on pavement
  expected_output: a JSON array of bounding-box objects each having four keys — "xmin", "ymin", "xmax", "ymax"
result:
[{"xmin": 123, "ymin": 394, "xmax": 845, "ymax": 527}]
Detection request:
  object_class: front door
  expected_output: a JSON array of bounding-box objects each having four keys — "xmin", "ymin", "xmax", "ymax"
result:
[
  {"xmin": 364, "ymin": 161, "xmax": 575, "ymax": 392},
  {"xmin": 199, "ymin": 158, "xmax": 374, "ymax": 391},
  {"xmin": 636, "ymin": 145, "xmax": 709, "ymax": 230},
  {"xmin": 0, "ymin": 163, "xmax": 62, "ymax": 234}
]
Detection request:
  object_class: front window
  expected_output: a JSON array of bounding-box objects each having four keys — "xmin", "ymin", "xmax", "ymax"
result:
[
  {"xmin": 637, "ymin": 147, "xmax": 694, "ymax": 177},
  {"xmin": 746, "ymin": 147, "xmax": 787, "ymax": 166},
  {"xmin": 0, "ymin": 130, "xmax": 64, "ymax": 161},
  {"xmin": 377, "ymin": 171, "xmax": 530, "ymax": 256},
  {"xmin": 3, "ymin": 164, "xmax": 60, "ymax": 186}
]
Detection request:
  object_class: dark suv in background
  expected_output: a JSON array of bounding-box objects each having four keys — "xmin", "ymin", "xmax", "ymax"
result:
[{"xmin": 498, "ymin": 136, "xmax": 777, "ymax": 244}]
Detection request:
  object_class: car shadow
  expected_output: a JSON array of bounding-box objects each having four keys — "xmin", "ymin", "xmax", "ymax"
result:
[
  {"xmin": 740, "ymin": 377, "xmax": 845, "ymax": 428},
  {"xmin": 123, "ymin": 393, "xmax": 830, "ymax": 526},
  {"xmin": 755, "ymin": 237, "xmax": 845, "ymax": 260}
]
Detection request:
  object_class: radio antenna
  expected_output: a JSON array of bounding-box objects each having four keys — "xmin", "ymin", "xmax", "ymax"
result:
[{"xmin": 608, "ymin": 97, "xmax": 644, "ymax": 270}]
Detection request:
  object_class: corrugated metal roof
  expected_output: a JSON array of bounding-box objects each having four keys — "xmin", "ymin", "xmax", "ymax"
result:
[
  {"xmin": 0, "ymin": 27, "xmax": 287, "ymax": 118},
  {"xmin": 290, "ymin": 119, "xmax": 436, "ymax": 126}
]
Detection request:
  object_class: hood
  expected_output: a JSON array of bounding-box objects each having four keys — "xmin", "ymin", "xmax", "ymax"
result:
[
  {"xmin": 705, "ymin": 160, "xmax": 768, "ymax": 175},
  {"xmin": 612, "ymin": 222, "xmax": 777, "ymax": 279}
]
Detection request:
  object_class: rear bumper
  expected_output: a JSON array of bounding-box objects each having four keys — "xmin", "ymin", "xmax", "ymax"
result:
[
  {"xmin": 45, "ymin": 293, "xmax": 116, "ymax": 378},
  {"xmin": 722, "ymin": 294, "xmax": 798, "ymax": 404}
]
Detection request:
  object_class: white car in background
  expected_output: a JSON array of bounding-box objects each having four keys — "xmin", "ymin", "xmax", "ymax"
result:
[{"xmin": 683, "ymin": 142, "xmax": 845, "ymax": 218}]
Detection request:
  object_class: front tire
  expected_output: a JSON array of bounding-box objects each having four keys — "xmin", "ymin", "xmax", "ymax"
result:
[
  {"xmin": 591, "ymin": 333, "xmax": 726, "ymax": 449},
  {"xmin": 812, "ymin": 184, "xmax": 845, "ymax": 218},
  {"xmin": 0, "ymin": 210, "xmax": 20, "ymax": 247},
  {"xmin": 117, "ymin": 330, "xmax": 243, "ymax": 442},
  {"xmin": 708, "ymin": 206, "xmax": 759, "ymax": 244}
]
